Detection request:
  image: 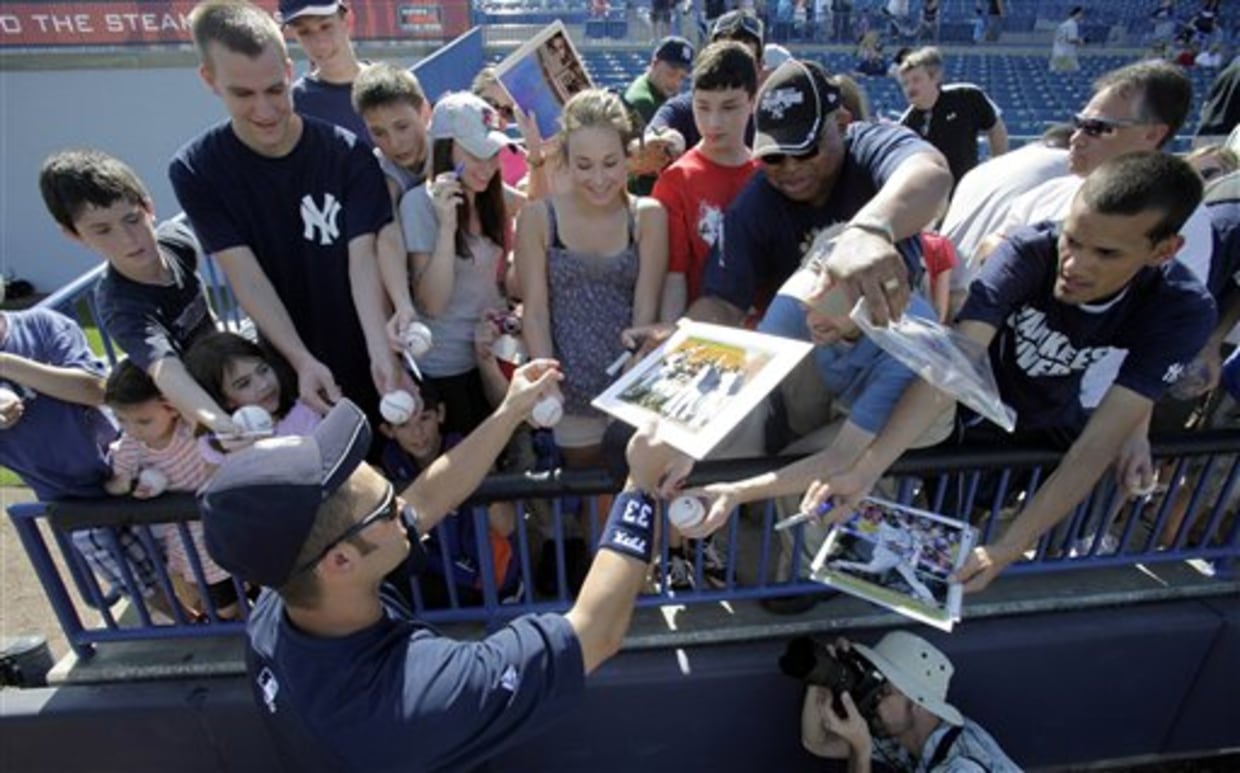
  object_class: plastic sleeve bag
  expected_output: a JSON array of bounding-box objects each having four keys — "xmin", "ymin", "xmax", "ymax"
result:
[{"xmin": 850, "ymin": 298, "xmax": 1016, "ymax": 432}]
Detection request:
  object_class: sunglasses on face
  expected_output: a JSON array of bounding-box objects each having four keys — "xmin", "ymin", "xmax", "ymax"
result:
[
  {"xmin": 1071, "ymin": 113, "xmax": 1143, "ymax": 138},
  {"xmin": 762, "ymin": 145, "xmax": 820, "ymax": 166},
  {"xmin": 293, "ymin": 481, "xmax": 399, "ymax": 575},
  {"xmin": 485, "ymin": 99, "xmax": 516, "ymax": 123}
]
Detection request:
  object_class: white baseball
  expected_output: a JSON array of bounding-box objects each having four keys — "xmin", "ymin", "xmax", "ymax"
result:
[
  {"xmin": 403, "ymin": 322, "xmax": 434, "ymax": 358},
  {"xmin": 0, "ymin": 387, "xmax": 19, "ymax": 411},
  {"xmin": 231, "ymin": 405, "xmax": 274, "ymax": 435},
  {"xmin": 530, "ymin": 395, "xmax": 563, "ymax": 428},
  {"xmin": 380, "ymin": 390, "xmax": 420, "ymax": 425},
  {"xmin": 668, "ymin": 496, "xmax": 706, "ymax": 530},
  {"xmin": 137, "ymin": 467, "xmax": 168, "ymax": 496}
]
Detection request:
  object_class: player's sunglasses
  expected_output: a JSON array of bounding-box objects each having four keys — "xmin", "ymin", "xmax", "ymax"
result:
[
  {"xmin": 762, "ymin": 145, "xmax": 820, "ymax": 166},
  {"xmin": 293, "ymin": 482, "xmax": 399, "ymax": 575},
  {"xmin": 1071, "ymin": 113, "xmax": 1144, "ymax": 138}
]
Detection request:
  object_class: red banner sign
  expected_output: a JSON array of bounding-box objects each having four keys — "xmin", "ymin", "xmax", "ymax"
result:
[{"xmin": 0, "ymin": 1, "xmax": 471, "ymax": 47}]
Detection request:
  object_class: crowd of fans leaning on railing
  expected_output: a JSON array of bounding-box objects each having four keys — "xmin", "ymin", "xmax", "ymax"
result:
[{"xmin": 2, "ymin": 2, "xmax": 1238, "ymax": 770}]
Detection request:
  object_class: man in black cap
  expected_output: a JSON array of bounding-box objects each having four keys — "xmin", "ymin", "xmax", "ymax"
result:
[
  {"xmin": 626, "ymin": 35, "xmax": 695, "ymax": 194},
  {"xmin": 691, "ymin": 58, "xmax": 951, "ymax": 329},
  {"xmin": 198, "ymin": 361, "xmax": 690, "ymax": 772}
]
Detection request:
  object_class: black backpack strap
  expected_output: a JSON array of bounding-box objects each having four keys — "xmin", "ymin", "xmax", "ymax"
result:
[{"xmin": 925, "ymin": 725, "xmax": 965, "ymax": 770}]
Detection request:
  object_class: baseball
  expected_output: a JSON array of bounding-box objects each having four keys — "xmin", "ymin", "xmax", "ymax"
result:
[
  {"xmin": 380, "ymin": 389, "xmax": 421, "ymax": 425},
  {"xmin": 0, "ymin": 386, "xmax": 19, "ymax": 410},
  {"xmin": 232, "ymin": 405, "xmax": 275, "ymax": 435},
  {"xmin": 137, "ymin": 467, "xmax": 168, "ymax": 496},
  {"xmin": 403, "ymin": 322, "xmax": 434, "ymax": 358},
  {"xmin": 530, "ymin": 395, "xmax": 563, "ymax": 428},
  {"xmin": 668, "ymin": 496, "xmax": 707, "ymax": 530}
]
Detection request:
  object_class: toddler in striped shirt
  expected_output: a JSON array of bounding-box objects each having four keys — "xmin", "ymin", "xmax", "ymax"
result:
[{"xmin": 103, "ymin": 359, "xmax": 239, "ymax": 619}]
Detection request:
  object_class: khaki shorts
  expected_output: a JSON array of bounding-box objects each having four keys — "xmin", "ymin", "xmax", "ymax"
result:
[{"xmin": 553, "ymin": 413, "xmax": 609, "ymax": 449}]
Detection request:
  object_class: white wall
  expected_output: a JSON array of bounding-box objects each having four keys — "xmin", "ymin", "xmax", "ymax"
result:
[{"xmin": 0, "ymin": 66, "xmax": 221, "ymax": 293}]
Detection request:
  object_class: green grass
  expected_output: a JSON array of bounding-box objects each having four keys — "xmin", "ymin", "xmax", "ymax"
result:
[{"xmin": 0, "ymin": 467, "xmax": 26, "ymax": 487}]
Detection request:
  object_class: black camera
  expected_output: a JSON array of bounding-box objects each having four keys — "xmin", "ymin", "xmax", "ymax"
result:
[{"xmin": 779, "ymin": 636, "xmax": 888, "ymax": 720}]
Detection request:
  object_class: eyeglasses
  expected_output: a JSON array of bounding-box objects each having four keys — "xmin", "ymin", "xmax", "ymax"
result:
[
  {"xmin": 1071, "ymin": 113, "xmax": 1144, "ymax": 138},
  {"xmin": 762, "ymin": 145, "xmax": 820, "ymax": 166},
  {"xmin": 293, "ymin": 482, "xmax": 399, "ymax": 575},
  {"xmin": 484, "ymin": 99, "xmax": 516, "ymax": 123}
]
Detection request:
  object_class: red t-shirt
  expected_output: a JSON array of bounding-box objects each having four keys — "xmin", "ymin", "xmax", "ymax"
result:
[
  {"xmin": 651, "ymin": 147, "xmax": 759, "ymax": 303},
  {"xmin": 920, "ymin": 231, "xmax": 959, "ymax": 282}
]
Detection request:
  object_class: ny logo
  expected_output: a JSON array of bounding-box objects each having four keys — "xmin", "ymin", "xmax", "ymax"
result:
[
  {"xmin": 300, "ymin": 193, "xmax": 341, "ymax": 246},
  {"xmin": 760, "ymin": 87, "xmax": 804, "ymax": 120}
]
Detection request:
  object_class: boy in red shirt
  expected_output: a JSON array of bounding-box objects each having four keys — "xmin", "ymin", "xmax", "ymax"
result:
[{"xmin": 652, "ymin": 41, "xmax": 761, "ymax": 319}]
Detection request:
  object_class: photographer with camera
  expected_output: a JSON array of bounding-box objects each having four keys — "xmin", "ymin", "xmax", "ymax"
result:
[{"xmin": 785, "ymin": 632, "xmax": 1018, "ymax": 772}]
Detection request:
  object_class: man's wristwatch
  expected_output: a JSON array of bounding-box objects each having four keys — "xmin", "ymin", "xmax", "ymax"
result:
[{"xmin": 845, "ymin": 215, "xmax": 895, "ymax": 244}]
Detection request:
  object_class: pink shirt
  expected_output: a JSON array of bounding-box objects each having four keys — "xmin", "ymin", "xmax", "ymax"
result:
[{"xmin": 109, "ymin": 420, "xmax": 226, "ymax": 584}]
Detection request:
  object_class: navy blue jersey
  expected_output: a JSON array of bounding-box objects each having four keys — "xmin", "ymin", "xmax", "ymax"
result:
[
  {"xmin": 293, "ymin": 74, "xmax": 372, "ymax": 144},
  {"xmin": 959, "ymin": 222, "xmax": 1217, "ymax": 430},
  {"xmin": 245, "ymin": 587, "xmax": 584, "ymax": 772},
  {"xmin": 94, "ymin": 218, "xmax": 215, "ymax": 371},
  {"xmin": 169, "ymin": 117, "xmax": 391, "ymax": 409},
  {"xmin": 703, "ymin": 121, "xmax": 931, "ymax": 313}
]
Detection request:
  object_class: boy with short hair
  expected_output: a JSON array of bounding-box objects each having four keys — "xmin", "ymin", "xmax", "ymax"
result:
[
  {"xmin": 651, "ymin": 40, "xmax": 761, "ymax": 318},
  {"xmin": 278, "ymin": 0, "xmax": 370, "ymax": 141},
  {"xmin": 103, "ymin": 359, "xmax": 238, "ymax": 617},
  {"xmin": 38, "ymin": 149, "xmax": 238, "ymax": 438},
  {"xmin": 351, "ymin": 62, "xmax": 432, "ymax": 203},
  {"xmin": 376, "ymin": 381, "xmax": 519, "ymax": 608}
]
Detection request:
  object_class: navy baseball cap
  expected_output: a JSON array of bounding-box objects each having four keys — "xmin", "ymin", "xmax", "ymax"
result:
[
  {"xmin": 199, "ymin": 400, "xmax": 371, "ymax": 588},
  {"xmin": 654, "ymin": 36, "xmax": 695, "ymax": 69},
  {"xmin": 753, "ymin": 60, "xmax": 842, "ymax": 159},
  {"xmin": 276, "ymin": 0, "xmax": 344, "ymax": 24}
]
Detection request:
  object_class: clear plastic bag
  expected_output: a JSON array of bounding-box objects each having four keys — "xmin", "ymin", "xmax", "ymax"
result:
[{"xmin": 851, "ymin": 298, "xmax": 1016, "ymax": 432}]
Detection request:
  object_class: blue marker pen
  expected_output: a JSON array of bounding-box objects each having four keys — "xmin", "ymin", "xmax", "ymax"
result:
[
  {"xmin": 453, "ymin": 161, "xmax": 466, "ymax": 179},
  {"xmin": 774, "ymin": 499, "xmax": 836, "ymax": 531}
]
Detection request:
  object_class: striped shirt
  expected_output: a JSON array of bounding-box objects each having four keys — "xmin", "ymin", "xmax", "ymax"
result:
[{"xmin": 109, "ymin": 421, "xmax": 226, "ymax": 583}]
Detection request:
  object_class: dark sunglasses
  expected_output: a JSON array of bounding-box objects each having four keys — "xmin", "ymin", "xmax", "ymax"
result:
[
  {"xmin": 1071, "ymin": 113, "xmax": 1143, "ymax": 138},
  {"xmin": 762, "ymin": 145, "xmax": 820, "ymax": 166},
  {"xmin": 485, "ymin": 99, "xmax": 516, "ymax": 123},
  {"xmin": 293, "ymin": 482, "xmax": 399, "ymax": 575}
]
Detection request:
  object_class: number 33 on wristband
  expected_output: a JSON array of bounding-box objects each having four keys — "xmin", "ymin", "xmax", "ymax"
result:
[{"xmin": 621, "ymin": 497, "xmax": 652, "ymax": 528}]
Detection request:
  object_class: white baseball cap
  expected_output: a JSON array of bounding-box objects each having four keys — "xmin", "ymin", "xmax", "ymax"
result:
[
  {"xmin": 429, "ymin": 92, "xmax": 512, "ymax": 160},
  {"xmin": 854, "ymin": 631, "xmax": 964, "ymax": 726}
]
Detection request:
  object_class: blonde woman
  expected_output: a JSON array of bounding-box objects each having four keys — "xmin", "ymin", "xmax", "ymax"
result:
[{"xmin": 516, "ymin": 89, "xmax": 668, "ymax": 467}]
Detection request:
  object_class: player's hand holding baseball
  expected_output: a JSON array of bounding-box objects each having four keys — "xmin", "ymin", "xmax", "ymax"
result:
[{"xmin": 502, "ymin": 359, "xmax": 563, "ymax": 421}]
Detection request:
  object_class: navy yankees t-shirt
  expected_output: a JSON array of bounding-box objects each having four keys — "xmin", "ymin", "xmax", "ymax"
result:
[
  {"xmin": 169, "ymin": 117, "xmax": 392, "ymax": 409},
  {"xmin": 702, "ymin": 121, "xmax": 931, "ymax": 314},
  {"xmin": 94, "ymin": 218, "xmax": 215, "ymax": 372},
  {"xmin": 245, "ymin": 586, "xmax": 584, "ymax": 772},
  {"xmin": 959, "ymin": 222, "xmax": 1217, "ymax": 431}
]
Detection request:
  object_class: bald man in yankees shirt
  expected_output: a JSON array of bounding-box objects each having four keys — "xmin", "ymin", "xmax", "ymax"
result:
[{"xmin": 800, "ymin": 152, "xmax": 1216, "ymax": 592}]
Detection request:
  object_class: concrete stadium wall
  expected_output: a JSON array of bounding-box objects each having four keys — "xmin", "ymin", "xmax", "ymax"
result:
[{"xmin": 2, "ymin": 596, "xmax": 1238, "ymax": 771}]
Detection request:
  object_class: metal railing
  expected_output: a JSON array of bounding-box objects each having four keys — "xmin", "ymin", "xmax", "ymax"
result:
[
  {"xmin": 9, "ymin": 244, "xmax": 1239, "ymax": 660},
  {"xmin": 9, "ymin": 434, "xmax": 1238, "ymax": 659}
]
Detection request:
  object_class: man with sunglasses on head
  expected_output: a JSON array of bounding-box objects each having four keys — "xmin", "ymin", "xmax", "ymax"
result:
[
  {"xmin": 198, "ymin": 360, "xmax": 693, "ymax": 772},
  {"xmin": 983, "ymin": 60, "xmax": 1218, "ymax": 418}
]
